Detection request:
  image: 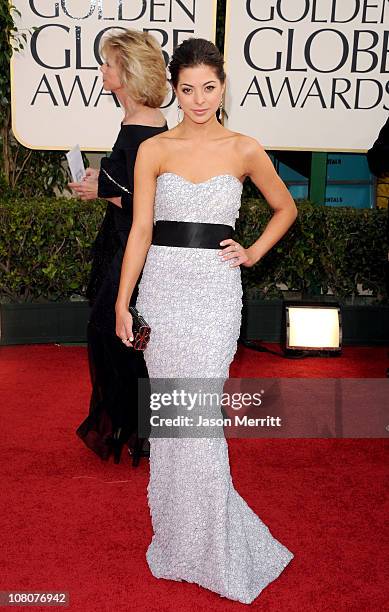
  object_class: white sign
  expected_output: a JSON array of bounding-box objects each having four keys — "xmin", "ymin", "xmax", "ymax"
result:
[
  {"xmin": 11, "ymin": 0, "xmax": 217, "ymax": 150},
  {"xmin": 224, "ymin": 0, "xmax": 389, "ymax": 151}
]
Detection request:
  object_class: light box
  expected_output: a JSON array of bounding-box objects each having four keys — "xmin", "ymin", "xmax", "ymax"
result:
[{"xmin": 284, "ymin": 302, "xmax": 342, "ymax": 355}]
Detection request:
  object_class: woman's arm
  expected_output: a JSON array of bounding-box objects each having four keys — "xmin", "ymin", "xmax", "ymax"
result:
[
  {"xmin": 69, "ymin": 183, "xmax": 122, "ymax": 207},
  {"xmin": 115, "ymin": 139, "xmax": 160, "ymax": 345},
  {"xmin": 69, "ymin": 168, "xmax": 123, "ymax": 207},
  {"xmin": 246, "ymin": 139, "xmax": 297, "ymax": 265},
  {"xmin": 223, "ymin": 137, "xmax": 297, "ymax": 268},
  {"xmin": 106, "ymin": 197, "xmax": 122, "ymax": 207}
]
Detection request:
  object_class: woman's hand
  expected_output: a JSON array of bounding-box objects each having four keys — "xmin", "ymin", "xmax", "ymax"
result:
[
  {"xmin": 115, "ymin": 307, "xmax": 134, "ymax": 348},
  {"xmin": 68, "ymin": 168, "xmax": 99, "ymax": 200},
  {"xmin": 218, "ymin": 239, "xmax": 254, "ymax": 268},
  {"xmin": 84, "ymin": 168, "xmax": 99, "ymax": 180}
]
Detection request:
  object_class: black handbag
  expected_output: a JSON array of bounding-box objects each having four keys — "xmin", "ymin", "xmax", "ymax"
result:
[{"xmin": 128, "ymin": 306, "xmax": 151, "ymax": 351}]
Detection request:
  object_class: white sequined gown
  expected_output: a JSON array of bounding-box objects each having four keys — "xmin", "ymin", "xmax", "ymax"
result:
[{"xmin": 136, "ymin": 173, "xmax": 293, "ymax": 605}]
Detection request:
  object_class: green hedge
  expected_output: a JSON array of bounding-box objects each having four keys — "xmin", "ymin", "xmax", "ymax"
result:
[
  {"xmin": 0, "ymin": 197, "xmax": 105, "ymax": 302},
  {"xmin": 236, "ymin": 199, "xmax": 387, "ymax": 301},
  {"xmin": 0, "ymin": 196, "xmax": 387, "ymax": 303}
]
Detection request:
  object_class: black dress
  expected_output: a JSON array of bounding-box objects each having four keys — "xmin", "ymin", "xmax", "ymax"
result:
[
  {"xmin": 367, "ymin": 116, "xmax": 389, "ymax": 177},
  {"xmin": 76, "ymin": 123, "xmax": 168, "ymax": 463},
  {"xmin": 367, "ymin": 117, "xmax": 389, "ymax": 295}
]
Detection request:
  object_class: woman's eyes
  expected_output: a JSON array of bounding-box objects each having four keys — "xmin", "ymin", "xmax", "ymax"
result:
[{"xmin": 181, "ymin": 86, "xmax": 216, "ymax": 94}]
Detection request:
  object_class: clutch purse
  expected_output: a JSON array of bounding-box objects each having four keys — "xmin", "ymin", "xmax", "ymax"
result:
[{"xmin": 129, "ymin": 306, "xmax": 151, "ymax": 351}]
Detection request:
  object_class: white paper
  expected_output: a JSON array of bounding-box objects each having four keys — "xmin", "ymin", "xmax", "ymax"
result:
[{"xmin": 66, "ymin": 144, "xmax": 86, "ymax": 182}]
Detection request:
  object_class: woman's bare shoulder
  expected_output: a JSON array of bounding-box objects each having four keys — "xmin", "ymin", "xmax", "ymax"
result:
[
  {"xmin": 229, "ymin": 131, "xmax": 263, "ymax": 154},
  {"xmin": 217, "ymin": 128, "xmax": 263, "ymax": 156},
  {"xmin": 137, "ymin": 131, "xmax": 168, "ymax": 156},
  {"xmin": 139, "ymin": 127, "xmax": 180, "ymax": 151}
]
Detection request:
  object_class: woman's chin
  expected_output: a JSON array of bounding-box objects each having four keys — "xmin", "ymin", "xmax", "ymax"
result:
[{"xmin": 189, "ymin": 112, "xmax": 215, "ymax": 124}]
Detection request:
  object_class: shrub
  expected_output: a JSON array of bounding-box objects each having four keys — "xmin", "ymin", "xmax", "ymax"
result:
[
  {"xmin": 0, "ymin": 197, "xmax": 105, "ymax": 302},
  {"xmin": 235, "ymin": 199, "xmax": 387, "ymax": 301},
  {"xmin": 0, "ymin": 196, "xmax": 387, "ymax": 303}
]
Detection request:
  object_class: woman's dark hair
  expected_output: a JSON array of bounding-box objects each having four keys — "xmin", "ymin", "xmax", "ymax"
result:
[{"xmin": 169, "ymin": 38, "xmax": 226, "ymax": 88}]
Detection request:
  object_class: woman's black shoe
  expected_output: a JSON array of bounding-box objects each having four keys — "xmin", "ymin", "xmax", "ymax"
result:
[
  {"xmin": 110, "ymin": 428, "xmax": 127, "ymax": 464},
  {"xmin": 128, "ymin": 437, "xmax": 150, "ymax": 467}
]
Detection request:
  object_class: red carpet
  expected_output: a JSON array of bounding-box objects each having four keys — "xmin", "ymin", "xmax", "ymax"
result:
[{"xmin": 0, "ymin": 344, "xmax": 388, "ymax": 611}]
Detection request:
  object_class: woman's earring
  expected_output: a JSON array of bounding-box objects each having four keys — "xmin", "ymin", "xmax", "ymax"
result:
[
  {"xmin": 177, "ymin": 103, "xmax": 183, "ymax": 123},
  {"xmin": 217, "ymin": 98, "xmax": 224, "ymax": 122}
]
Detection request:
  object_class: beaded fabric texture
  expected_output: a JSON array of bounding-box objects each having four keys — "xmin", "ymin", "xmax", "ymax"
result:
[{"xmin": 136, "ymin": 173, "xmax": 294, "ymax": 605}]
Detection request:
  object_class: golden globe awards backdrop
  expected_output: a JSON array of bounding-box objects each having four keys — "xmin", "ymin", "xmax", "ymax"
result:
[
  {"xmin": 224, "ymin": 1, "xmax": 389, "ymax": 151},
  {"xmin": 11, "ymin": 0, "xmax": 217, "ymax": 150}
]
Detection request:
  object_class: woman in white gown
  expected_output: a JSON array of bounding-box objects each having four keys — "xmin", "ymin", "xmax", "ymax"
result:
[{"xmin": 115, "ymin": 38, "xmax": 297, "ymax": 605}]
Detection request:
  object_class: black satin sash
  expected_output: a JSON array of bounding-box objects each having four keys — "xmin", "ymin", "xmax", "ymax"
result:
[{"xmin": 152, "ymin": 220, "xmax": 233, "ymax": 249}]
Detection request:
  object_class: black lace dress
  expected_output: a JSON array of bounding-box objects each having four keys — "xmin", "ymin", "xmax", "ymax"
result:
[{"xmin": 76, "ymin": 123, "xmax": 168, "ymax": 462}]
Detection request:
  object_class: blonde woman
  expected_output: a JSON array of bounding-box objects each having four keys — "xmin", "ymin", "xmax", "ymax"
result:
[{"xmin": 72, "ymin": 30, "xmax": 167, "ymax": 465}]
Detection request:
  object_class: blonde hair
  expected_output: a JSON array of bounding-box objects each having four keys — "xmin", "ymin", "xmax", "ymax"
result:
[{"xmin": 101, "ymin": 30, "xmax": 167, "ymax": 107}]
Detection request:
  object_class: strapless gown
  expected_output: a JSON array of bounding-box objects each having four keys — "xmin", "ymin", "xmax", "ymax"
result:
[{"xmin": 136, "ymin": 173, "xmax": 294, "ymax": 604}]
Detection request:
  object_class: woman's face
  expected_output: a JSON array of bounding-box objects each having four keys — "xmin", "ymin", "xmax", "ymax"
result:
[
  {"xmin": 175, "ymin": 64, "xmax": 225, "ymax": 124},
  {"xmin": 100, "ymin": 51, "xmax": 122, "ymax": 92}
]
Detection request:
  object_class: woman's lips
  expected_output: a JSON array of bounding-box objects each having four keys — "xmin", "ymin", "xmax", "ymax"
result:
[{"xmin": 192, "ymin": 109, "xmax": 208, "ymax": 115}]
